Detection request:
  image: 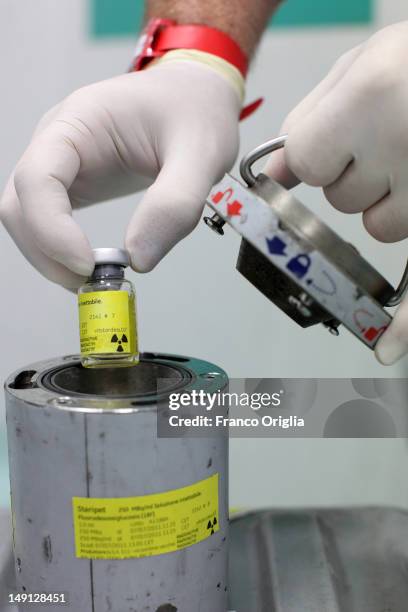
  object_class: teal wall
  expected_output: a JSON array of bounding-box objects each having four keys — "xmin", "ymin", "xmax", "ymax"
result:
[
  {"xmin": 91, "ymin": 0, "xmax": 373, "ymax": 38},
  {"xmin": 274, "ymin": 0, "xmax": 373, "ymax": 27},
  {"xmin": 91, "ymin": 0, "xmax": 144, "ymax": 37}
]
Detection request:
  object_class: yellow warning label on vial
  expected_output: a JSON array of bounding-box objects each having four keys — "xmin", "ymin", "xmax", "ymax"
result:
[
  {"xmin": 78, "ymin": 291, "xmax": 137, "ymax": 355},
  {"xmin": 72, "ymin": 474, "xmax": 220, "ymax": 559}
]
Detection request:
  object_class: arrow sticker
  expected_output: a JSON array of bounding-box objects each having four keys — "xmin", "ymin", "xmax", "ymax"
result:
[
  {"xmin": 266, "ymin": 236, "xmax": 287, "ymax": 256},
  {"xmin": 227, "ymin": 200, "xmax": 243, "ymax": 216}
]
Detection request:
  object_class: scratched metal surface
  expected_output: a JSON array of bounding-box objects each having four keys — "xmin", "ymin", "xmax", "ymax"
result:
[
  {"xmin": 229, "ymin": 507, "xmax": 408, "ymax": 612},
  {"xmin": 0, "ymin": 509, "xmax": 16, "ymax": 612},
  {"xmin": 5, "ymin": 354, "xmax": 229, "ymax": 612},
  {"xmin": 2, "ymin": 507, "xmax": 408, "ymax": 611}
]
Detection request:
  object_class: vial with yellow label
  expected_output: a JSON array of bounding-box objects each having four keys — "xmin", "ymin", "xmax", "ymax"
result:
[{"xmin": 78, "ymin": 248, "xmax": 138, "ymax": 368}]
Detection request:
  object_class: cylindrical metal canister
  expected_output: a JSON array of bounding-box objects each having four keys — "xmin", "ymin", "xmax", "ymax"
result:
[{"xmin": 5, "ymin": 353, "xmax": 228, "ymax": 612}]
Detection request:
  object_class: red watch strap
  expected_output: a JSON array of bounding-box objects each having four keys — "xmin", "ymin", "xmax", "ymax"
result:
[{"xmin": 154, "ymin": 25, "xmax": 249, "ymax": 77}]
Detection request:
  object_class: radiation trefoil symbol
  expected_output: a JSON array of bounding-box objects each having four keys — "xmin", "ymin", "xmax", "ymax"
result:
[
  {"xmin": 111, "ymin": 334, "xmax": 128, "ymax": 352},
  {"xmin": 207, "ymin": 516, "xmax": 218, "ymax": 535}
]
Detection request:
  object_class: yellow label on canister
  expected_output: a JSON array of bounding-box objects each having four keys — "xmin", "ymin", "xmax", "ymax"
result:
[
  {"xmin": 78, "ymin": 291, "xmax": 137, "ymax": 355},
  {"xmin": 72, "ymin": 474, "xmax": 220, "ymax": 559}
]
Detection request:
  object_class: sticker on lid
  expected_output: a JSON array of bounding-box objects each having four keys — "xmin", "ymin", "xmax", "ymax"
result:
[{"xmin": 72, "ymin": 473, "xmax": 220, "ymax": 559}]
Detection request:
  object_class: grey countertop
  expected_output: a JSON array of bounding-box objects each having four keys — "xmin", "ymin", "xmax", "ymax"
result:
[{"xmin": 2, "ymin": 507, "xmax": 408, "ymax": 612}]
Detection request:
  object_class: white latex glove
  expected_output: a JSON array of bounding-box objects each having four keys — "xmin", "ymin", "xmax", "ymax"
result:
[
  {"xmin": 265, "ymin": 22, "xmax": 408, "ymax": 365},
  {"xmin": 0, "ymin": 57, "xmax": 241, "ymax": 288}
]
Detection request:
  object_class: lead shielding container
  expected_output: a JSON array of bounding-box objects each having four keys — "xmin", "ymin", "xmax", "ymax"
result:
[{"xmin": 5, "ymin": 353, "xmax": 228, "ymax": 612}]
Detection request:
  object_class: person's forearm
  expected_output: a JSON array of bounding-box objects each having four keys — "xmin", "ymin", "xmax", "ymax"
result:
[{"xmin": 146, "ymin": 0, "xmax": 283, "ymax": 57}]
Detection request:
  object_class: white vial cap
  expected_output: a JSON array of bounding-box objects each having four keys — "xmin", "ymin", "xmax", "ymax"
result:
[{"xmin": 93, "ymin": 248, "xmax": 130, "ymax": 268}]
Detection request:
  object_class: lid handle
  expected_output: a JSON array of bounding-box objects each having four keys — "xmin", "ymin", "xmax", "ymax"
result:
[{"xmin": 239, "ymin": 135, "xmax": 408, "ymax": 308}]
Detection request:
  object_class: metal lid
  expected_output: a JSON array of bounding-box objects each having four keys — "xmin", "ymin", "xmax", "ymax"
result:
[{"xmin": 93, "ymin": 248, "xmax": 130, "ymax": 268}]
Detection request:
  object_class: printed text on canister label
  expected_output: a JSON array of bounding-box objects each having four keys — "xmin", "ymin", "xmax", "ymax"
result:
[{"xmin": 72, "ymin": 474, "xmax": 219, "ymax": 559}]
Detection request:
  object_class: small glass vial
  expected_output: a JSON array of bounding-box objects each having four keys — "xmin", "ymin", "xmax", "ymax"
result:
[{"xmin": 78, "ymin": 248, "xmax": 139, "ymax": 368}]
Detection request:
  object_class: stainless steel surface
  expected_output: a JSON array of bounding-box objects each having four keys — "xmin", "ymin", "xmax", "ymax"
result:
[
  {"xmin": 251, "ymin": 173, "xmax": 394, "ymax": 303},
  {"xmin": 236, "ymin": 171, "xmax": 394, "ymax": 330},
  {"xmin": 206, "ymin": 173, "xmax": 393, "ymax": 348},
  {"xmin": 229, "ymin": 507, "xmax": 408, "ymax": 612},
  {"xmin": 387, "ymin": 259, "xmax": 408, "ymax": 307},
  {"xmin": 41, "ymin": 360, "xmax": 189, "ymax": 400},
  {"xmin": 2, "ymin": 507, "xmax": 408, "ymax": 611},
  {"xmin": 92, "ymin": 247, "xmax": 130, "ymax": 267},
  {"xmin": 239, "ymin": 134, "xmax": 288, "ymax": 187},
  {"xmin": 0, "ymin": 509, "xmax": 15, "ymax": 612},
  {"xmin": 5, "ymin": 353, "xmax": 229, "ymax": 612},
  {"xmin": 205, "ymin": 135, "xmax": 406, "ymax": 347},
  {"xmin": 240, "ymin": 135, "xmax": 408, "ymax": 311}
]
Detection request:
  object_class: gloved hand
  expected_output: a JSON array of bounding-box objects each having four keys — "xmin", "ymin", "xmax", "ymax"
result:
[
  {"xmin": 0, "ymin": 56, "xmax": 241, "ymax": 288},
  {"xmin": 265, "ymin": 22, "xmax": 408, "ymax": 365}
]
